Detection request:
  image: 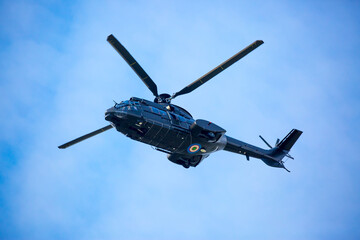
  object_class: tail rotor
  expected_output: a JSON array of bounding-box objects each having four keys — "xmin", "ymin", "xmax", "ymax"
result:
[{"xmin": 259, "ymin": 134, "xmax": 295, "ymax": 161}]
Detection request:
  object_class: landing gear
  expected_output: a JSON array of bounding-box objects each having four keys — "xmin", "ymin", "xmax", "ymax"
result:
[{"xmin": 182, "ymin": 160, "xmax": 190, "ymax": 169}]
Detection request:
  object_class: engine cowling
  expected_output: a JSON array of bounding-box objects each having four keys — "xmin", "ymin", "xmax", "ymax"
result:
[{"xmin": 190, "ymin": 119, "xmax": 226, "ymax": 142}]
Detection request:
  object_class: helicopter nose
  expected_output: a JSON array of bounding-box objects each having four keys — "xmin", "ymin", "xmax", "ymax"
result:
[
  {"xmin": 105, "ymin": 111, "xmax": 114, "ymax": 121},
  {"xmin": 105, "ymin": 107, "xmax": 116, "ymax": 121},
  {"xmin": 105, "ymin": 107, "xmax": 128, "ymax": 122}
]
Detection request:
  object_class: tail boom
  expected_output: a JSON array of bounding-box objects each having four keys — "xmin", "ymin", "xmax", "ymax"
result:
[{"xmin": 223, "ymin": 129, "xmax": 302, "ymax": 171}]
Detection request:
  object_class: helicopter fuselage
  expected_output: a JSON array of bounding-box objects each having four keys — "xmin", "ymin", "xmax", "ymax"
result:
[{"xmin": 105, "ymin": 97, "xmax": 227, "ymax": 167}]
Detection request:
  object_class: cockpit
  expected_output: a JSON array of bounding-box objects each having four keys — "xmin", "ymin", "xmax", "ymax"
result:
[{"xmin": 114, "ymin": 100, "xmax": 140, "ymax": 112}]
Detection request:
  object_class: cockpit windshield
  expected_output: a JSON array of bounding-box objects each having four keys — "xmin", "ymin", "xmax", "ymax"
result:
[
  {"xmin": 114, "ymin": 100, "xmax": 140, "ymax": 112},
  {"xmin": 115, "ymin": 100, "xmax": 130, "ymax": 109}
]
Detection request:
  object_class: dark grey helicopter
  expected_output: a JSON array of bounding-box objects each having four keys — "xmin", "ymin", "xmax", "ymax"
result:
[{"xmin": 59, "ymin": 34, "xmax": 302, "ymax": 171}]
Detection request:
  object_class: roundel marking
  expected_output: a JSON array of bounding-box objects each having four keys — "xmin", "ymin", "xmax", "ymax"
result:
[{"xmin": 187, "ymin": 144, "xmax": 201, "ymax": 153}]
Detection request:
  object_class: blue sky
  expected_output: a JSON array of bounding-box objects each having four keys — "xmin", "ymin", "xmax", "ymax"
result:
[{"xmin": 1, "ymin": 0, "xmax": 360, "ymax": 239}]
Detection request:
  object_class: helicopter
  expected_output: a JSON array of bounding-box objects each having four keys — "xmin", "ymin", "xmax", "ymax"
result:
[{"xmin": 59, "ymin": 34, "xmax": 302, "ymax": 171}]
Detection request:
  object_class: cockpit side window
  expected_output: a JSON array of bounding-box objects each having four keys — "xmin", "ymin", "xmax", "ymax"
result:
[
  {"xmin": 115, "ymin": 100, "xmax": 130, "ymax": 109},
  {"xmin": 115, "ymin": 100, "xmax": 140, "ymax": 111}
]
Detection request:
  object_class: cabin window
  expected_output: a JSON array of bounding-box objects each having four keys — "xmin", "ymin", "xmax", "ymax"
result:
[
  {"xmin": 169, "ymin": 113, "xmax": 180, "ymax": 124},
  {"xmin": 159, "ymin": 110, "xmax": 167, "ymax": 117},
  {"xmin": 150, "ymin": 107, "xmax": 166, "ymax": 116},
  {"xmin": 178, "ymin": 116, "xmax": 185, "ymax": 122},
  {"xmin": 170, "ymin": 113, "xmax": 178, "ymax": 120},
  {"xmin": 187, "ymin": 118, "xmax": 195, "ymax": 124},
  {"xmin": 151, "ymin": 107, "xmax": 160, "ymax": 114}
]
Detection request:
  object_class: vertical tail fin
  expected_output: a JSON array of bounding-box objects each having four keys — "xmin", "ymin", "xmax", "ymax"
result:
[
  {"xmin": 277, "ymin": 129, "xmax": 303, "ymax": 151},
  {"xmin": 262, "ymin": 129, "xmax": 302, "ymax": 172}
]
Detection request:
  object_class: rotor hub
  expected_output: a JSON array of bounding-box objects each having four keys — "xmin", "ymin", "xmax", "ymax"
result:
[{"xmin": 155, "ymin": 93, "xmax": 171, "ymax": 103}]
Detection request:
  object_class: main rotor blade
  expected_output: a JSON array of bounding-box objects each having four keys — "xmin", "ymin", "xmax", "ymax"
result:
[
  {"xmin": 172, "ymin": 40, "xmax": 264, "ymax": 99},
  {"xmin": 58, "ymin": 125, "xmax": 113, "ymax": 149},
  {"xmin": 107, "ymin": 34, "xmax": 159, "ymax": 97}
]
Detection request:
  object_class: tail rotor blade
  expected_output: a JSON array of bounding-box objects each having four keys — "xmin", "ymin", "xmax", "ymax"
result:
[
  {"xmin": 259, "ymin": 135, "xmax": 273, "ymax": 149},
  {"xmin": 107, "ymin": 34, "xmax": 159, "ymax": 97},
  {"xmin": 58, "ymin": 125, "xmax": 113, "ymax": 149},
  {"xmin": 171, "ymin": 40, "xmax": 264, "ymax": 99}
]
